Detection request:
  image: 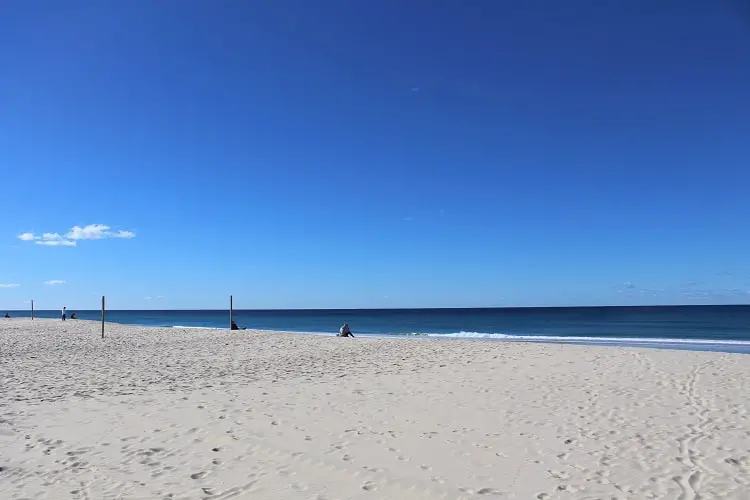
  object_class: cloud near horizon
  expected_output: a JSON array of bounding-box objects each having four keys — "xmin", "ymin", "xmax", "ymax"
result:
[
  {"xmin": 44, "ymin": 280, "xmax": 66, "ymax": 285},
  {"xmin": 617, "ymin": 280, "xmax": 750, "ymax": 300},
  {"xmin": 0, "ymin": 283, "xmax": 20, "ymax": 288},
  {"xmin": 18, "ymin": 224, "xmax": 135, "ymax": 247}
]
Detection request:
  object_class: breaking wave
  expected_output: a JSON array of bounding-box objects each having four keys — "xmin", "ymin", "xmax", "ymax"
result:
[{"xmin": 424, "ymin": 331, "xmax": 750, "ymax": 346}]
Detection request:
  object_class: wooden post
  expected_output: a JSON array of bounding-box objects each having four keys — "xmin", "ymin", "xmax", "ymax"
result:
[
  {"xmin": 101, "ymin": 296, "xmax": 106, "ymax": 339},
  {"xmin": 229, "ymin": 295, "xmax": 233, "ymax": 329},
  {"xmin": 31, "ymin": 299, "xmax": 34, "ymax": 320}
]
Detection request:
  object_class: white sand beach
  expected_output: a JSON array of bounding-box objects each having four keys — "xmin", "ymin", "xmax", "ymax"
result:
[{"xmin": 1, "ymin": 319, "xmax": 749, "ymax": 499}]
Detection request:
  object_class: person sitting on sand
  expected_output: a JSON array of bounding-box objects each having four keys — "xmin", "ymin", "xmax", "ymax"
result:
[
  {"xmin": 338, "ymin": 323, "xmax": 354, "ymax": 337},
  {"xmin": 70, "ymin": 312, "xmax": 76, "ymax": 319},
  {"xmin": 3, "ymin": 312, "xmax": 9, "ymax": 318},
  {"xmin": 230, "ymin": 320, "xmax": 246, "ymax": 331}
]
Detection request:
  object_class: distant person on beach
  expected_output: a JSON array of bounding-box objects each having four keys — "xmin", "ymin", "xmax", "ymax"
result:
[
  {"xmin": 338, "ymin": 323, "xmax": 354, "ymax": 337},
  {"xmin": 3, "ymin": 312, "xmax": 9, "ymax": 318},
  {"xmin": 70, "ymin": 312, "xmax": 76, "ymax": 319},
  {"xmin": 230, "ymin": 320, "xmax": 246, "ymax": 330},
  {"xmin": 61, "ymin": 307, "xmax": 67, "ymax": 321}
]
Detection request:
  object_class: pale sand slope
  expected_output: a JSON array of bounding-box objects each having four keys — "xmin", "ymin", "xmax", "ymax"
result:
[{"xmin": 1, "ymin": 320, "xmax": 749, "ymax": 499}]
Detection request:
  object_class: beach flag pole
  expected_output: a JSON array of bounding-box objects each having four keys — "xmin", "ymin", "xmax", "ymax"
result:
[
  {"xmin": 101, "ymin": 296, "xmax": 106, "ymax": 339},
  {"xmin": 31, "ymin": 299, "xmax": 34, "ymax": 320},
  {"xmin": 230, "ymin": 295, "xmax": 233, "ymax": 329}
]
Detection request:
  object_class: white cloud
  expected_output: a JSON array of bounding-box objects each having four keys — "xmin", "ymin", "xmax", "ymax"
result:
[
  {"xmin": 44, "ymin": 280, "xmax": 66, "ymax": 285},
  {"xmin": 66, "ymin": 224, "xmax": 135, "ymax": 240},
  {"xmin": 37, "ymin": 240, "xmax": 77, "ymax": 247},
  {"xmin": 676, "ymin": 286, "xmax": 750, "ymax": 300},
  {"xmin": 156, "ymin": 295, "xmax": 165, "ymax": 299},
  {"xmin": 0, "ymin": 283, "xmax": 20, "ymax": 288},
  {"xmin": 144, "ymin": 296, "xmax": 152, "ymax": 300},
  {"xmin": 17, "ymin": 224, "xmax": 135, "ymax": 247}
]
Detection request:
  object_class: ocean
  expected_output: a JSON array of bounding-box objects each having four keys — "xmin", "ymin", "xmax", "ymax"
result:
[{"xmin": 7, "ymin": 305, "xmax": 750, "ymax": 353}]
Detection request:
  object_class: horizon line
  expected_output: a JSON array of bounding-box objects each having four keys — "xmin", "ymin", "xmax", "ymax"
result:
[{"xmin": 3, "ymin": 303, "xmax": 748, "ymax": 312}]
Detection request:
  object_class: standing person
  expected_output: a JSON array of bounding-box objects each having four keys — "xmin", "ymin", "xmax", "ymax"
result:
[
  {"xmin": 61, "ymin": 307, "xmax": 67, "ymax": 321},
  {"xmin": 338, "ymin": 323, "xmax": 354, "ymax": 337}
]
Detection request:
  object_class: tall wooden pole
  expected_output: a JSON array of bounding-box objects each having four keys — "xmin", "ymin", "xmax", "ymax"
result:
[
  {"xmin": 31, "ymin": 299, "xmax": 34, "ymax": 320},
  {"xmin": 229, "ymin": 295, "xmax": 233, "ymax": 329},
  {"xmin": 101, "ymin": 296, "xmax": 106, "ymax": 339}
]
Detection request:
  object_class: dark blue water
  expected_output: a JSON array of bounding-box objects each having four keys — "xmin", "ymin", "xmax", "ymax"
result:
[{"xmin": 7, "ymin": 306, "xmax": 750, "ymax": 352}]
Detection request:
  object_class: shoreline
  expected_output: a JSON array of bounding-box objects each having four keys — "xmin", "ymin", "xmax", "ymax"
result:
[
  {"xmin": 6, "ymin": 317, "xmax": 750, "ymax": 354},
  {"xmin": 2, "ymin": 319, "xmax": 749, "ymax": 498}
]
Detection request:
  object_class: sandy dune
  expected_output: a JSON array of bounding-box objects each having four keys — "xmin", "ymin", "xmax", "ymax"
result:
[{"xmin": 1, "ymin": 319, "xmax": 749, "ymax": 499}]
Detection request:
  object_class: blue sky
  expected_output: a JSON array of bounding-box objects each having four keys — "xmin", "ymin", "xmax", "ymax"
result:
[{"xmin": 2, "ymin": 0, "xmax": 749, "ymax": 310}]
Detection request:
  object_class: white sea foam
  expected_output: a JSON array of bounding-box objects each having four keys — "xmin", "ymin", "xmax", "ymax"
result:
[
  {"xmin": 426, "ymin": 331, "xmax": 750, "ymax": 346},
  {"xmin": 170, "ymin": 325, "xmax": 224, "ymax": 330},
  {"xmin": 162, "ymin": 325, "xmax": 750, "ymax": 350}
]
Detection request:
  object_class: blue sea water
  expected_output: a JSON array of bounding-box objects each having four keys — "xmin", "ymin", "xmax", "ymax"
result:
[{"xmin": 7, "ymin": 305, "xmax": 750, "ymax": 353}]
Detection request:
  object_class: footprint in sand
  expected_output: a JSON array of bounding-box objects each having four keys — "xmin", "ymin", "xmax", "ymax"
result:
[
  {"xmin": 292, "ymin": 482, "xmax": 309, "ymax": 491},
  {"xmin": 547, "ymin": 470, "xmax": 570, "ymax": 480},
  {"xmin": 477, "ymin": 488, "xmax": 500, "ymax": 495},
  {"xmin": 362, "ymin": 481, "xmax": 377, "ymax": 491}
]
